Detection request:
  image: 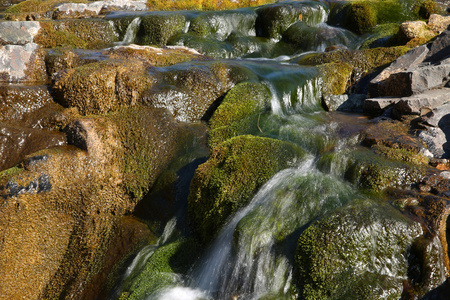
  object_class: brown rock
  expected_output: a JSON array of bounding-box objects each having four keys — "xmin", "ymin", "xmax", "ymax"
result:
[{"xmin": 428, "ymin": 14, "xmax": 450, "ymax": 34}]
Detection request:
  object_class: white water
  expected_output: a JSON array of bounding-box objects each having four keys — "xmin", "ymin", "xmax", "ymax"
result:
[{"xmin": 115, "ymin": 17, "xmax": 141, "ymax": 45}]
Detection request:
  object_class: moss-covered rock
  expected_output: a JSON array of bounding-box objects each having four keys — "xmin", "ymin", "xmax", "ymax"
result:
[
  {"xmin": 188, "ymin": 135, "xmax": 304, "ymax": 243},
  {"xmin": 317, "ymin": 62, "xmax": 353, "ymax": 97},
  {"xmin": 136, "ymin": 13, "xmax": 186, "ymax": 47},
  {"xmin": 117, "ymin": 238, "xmax": 200, "ymax": 300},
  {"xmin": 0, "ymin": 106, "xmax": 182, "ymax": 299},
  {"xmin": 298, "ymin": 46, "xmax": 410, "ymax": 83},
  {"xmin": 362, "ymin": 120, "xmax": 429, "ymax": 165},
  {"xmin": 255, "ymin": 1, "xmax": 327, "ymax": 40},
  {"xmin": 345, "ymin": 149, "xmax": 426, "ymax": 192},
  {"xmin": 52, "ymin": 60, "xmax": 153, "ymax": 115},
  {"xmin": 295, "ymin": 198, "xmax": 423, "ymax": 300},
  {"xmin": 344, "ymin": 2, "xmax": 377, "ymax": 35},
  {"xmin": 209, "ymin": 81, "xmax": 270, "ymax": 148},
  {"xmin": 3, "ymin": 0, "xmax": 87, "ymax": 20},
  {"xmin": 35, "ymin": 19, "xmax": 118, "ymax": 49},
  {"xmin": 359, "ymin": 23, "xmax": 401, "ymax": 49}
]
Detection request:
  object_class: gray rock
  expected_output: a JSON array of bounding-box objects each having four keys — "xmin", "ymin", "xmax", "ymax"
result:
[
  {"xmin": 393, "ymin": 88, "xmax": 450, "ymax": 115},
  {"xmin": 363, "ymin": 97, "xmax": 401, "ymax": 115},
  {"xmin": 368, "ymin": 45, "xmax": 429, "ymax": 97},
  {"xmin": 0, "ymin": 43, "xmax": 45, "ymax": 82},
  {"xmin": 322, "ymin": 94, "xmax": 348, "ymax": 111},
  {"xmin": 424, "ymin": 30, "xmax": 450, "ymax": 63},
  {"xmin": 337, "ymin": 93, "xmax": 366, "ymax": 112},
  {"xmin": 421, "ymin": 102, "xmax": 450, "ymax": 127},
  {"xmin": 418, "ymin": 127, "xmax": 447, "ymax": 158},
  {"xmin": 390, "ymin": 64, "xmax": 450, "ymax": 96},
  {"xmin": 0, "ymin": 21, "xmax": 41, "ymax": 45}
]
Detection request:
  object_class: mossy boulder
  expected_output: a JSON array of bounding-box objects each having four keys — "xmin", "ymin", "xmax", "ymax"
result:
[
  {"xmin": 282, "ymin": 21, "xmax": 358, "ymax": 52},
  {"xmin": 295, "ymin": 198, "xmax": 423, "ymax": 300},
  {"xmin": 331, "ymin": 0, "xmax": 424, "ymax": 35},
  {"xmin": 117, "ymin": 238, "xmax": 200, "ymax": 300},
  {"xmin": 344, "ymin": 2, "xmax": 377, "ymax": 35},
  {"xmin": 208, "ymin": 81, "xmax": 271, "ymax": 149},
  {"xmin": 136, "ymin": 13, "xmax": 186, "ymax": 47},
  {"xmin": 298, "ymin": 46, "xmax": 410, "ymax": 83},
  {"xmin": 188, "ymin": 135, "xmax": 304, "ymax": 243},
  {"xmin": 317, "ymin": 62, "xmax": 353, "ymax": 97},
  {"xmin": 52, "ymin": 60, "xmax": 154, "ymax": 115},
  {"xmin": 255, "ymin": 1, "xmax": 327, "ymax": 40},
  {"xmin": 345, "ymin": 149, "xmax": 426, "ymax": 192},
  {"xmin": 35, "ymin": 19, "xmax": 118, "ymax": 49},
  {"xmin": 0, "ymin": 106, "xmax": 181, "ymax": 299},
  {"xmin": 3, "ymin": 0, "xmax": 87, "ymax": 20}
]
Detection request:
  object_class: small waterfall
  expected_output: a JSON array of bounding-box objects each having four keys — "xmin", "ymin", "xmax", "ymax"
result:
[
  {"xmin": 115, "ymin": 17, "xmax": 141, "ymax": 45},
  {"xmin": 186, "ymin": 155, "xmax": 358, "ymax": 299}
]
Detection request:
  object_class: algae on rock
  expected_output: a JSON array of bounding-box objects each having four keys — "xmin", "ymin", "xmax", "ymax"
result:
[
  {"xmin": 208, "ymin": 81, "xmax": 271, "ymax": 149},
  {"xmin": 296, "ymin": 198, "xmax": 423, "ymax": 300},
  {"xmin": 188, "ymin": 135, "xmax": 304, "ymax": 243}
]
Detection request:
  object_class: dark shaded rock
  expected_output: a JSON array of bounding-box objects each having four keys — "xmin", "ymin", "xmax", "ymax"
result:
[
  {"xmin": 296, "ymin": 198, "xmax": 423, "ymax": 300},
  {"xmin": 337, "ymin": 93, "xmax": 366, "ymax": 112},
  {"xmin": 188, "ymin": 135, "xmax": 304, "ymax": 243},
  {"xmin": 424, "ymin": 29, "xmax": 450, "ymax": 63},
  {"xmin": 0, "ymin": 123, "xmax": 66, "ymax": 171},
  {"xmin": 322, "ymin": 94, "xmax": 348, "ymax": 112}
]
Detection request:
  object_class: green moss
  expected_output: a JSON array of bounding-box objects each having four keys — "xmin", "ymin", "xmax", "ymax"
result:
[
  {"xmin": 209, "ymin": 82, "xmax": 270, "ymax": 148},
  {"xmin": 295, "ymin": 198, "xmax": 423, "ymax": 300},
  {"xmin": 345, "ymin": 2, "xmax": 377, "ymax": 34},
  {"xmin": 105, "ymin": 107, "xmax": 180, "ymax": 200},
  {"xmin": 0, "ymin": 166, "xmax": 23, "ymax": 182},
  {"xmin": 298, "ymin": 46, "xmax": 409, "ymax": 82},
  {"xmin": 345, "ymin": 149, "xmax": 426, "ymax": 192},
  {"xmin": 35, "ymin": 20, "xmax": 118, "ymax": 49},
  {"xmin": 359, "ymin": 23, "xmax": 401, "ymax": 49},
  {"xmin": 417, "ymin": 0, "xmax": 443, "ymax": 19},
  {"xmin": 188, "ymin": 135, "xmax": 304, "ymax": 243},
  {"xmin": 118, "ymin": 238, "xmax": 200, "ymax": 300},
  {"xmin": 136, "ymin": 13, "xmax": 186, "ymax": 47},
  {"xmin": 372, "ymin": 144, "xmax": 429, "ymax": 165},
  {"xmin": 317, "ymin": 62, "xmax": 353, "ymax": 96}
]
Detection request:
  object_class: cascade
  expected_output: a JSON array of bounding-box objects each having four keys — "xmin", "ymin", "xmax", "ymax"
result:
[{"xmin": 115, "ymin": 17, "xmax": 141, "ymax": 45}]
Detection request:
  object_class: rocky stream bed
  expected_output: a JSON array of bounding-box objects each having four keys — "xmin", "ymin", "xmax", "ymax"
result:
[{"xmin": 0, "ymin": 0, "xmax": 450, "ymax": 299}]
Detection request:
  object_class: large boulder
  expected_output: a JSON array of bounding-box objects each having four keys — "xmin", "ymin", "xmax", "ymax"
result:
[
  {"xmin": 0, "ymin": 21, "xmax": 40, "ymax": 45},
  {"xmin": 52, "ymin": 60, "xmax": 154, "ymax": 115},
  {"xmin": 0, "ymin": 106, "xmax": 182, "ymax": 299},
  {"xmin": 188, "ymin": 135, "xmax": 304, "ymax": 243},
  {"xmin": 295, "ymin": 199, "xmax": 427, "ymax": 300}
]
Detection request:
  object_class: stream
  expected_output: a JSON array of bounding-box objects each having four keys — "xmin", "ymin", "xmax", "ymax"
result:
[{"xmin": 104, "ymin": 1, "xmax": 445, "ymax": 299}]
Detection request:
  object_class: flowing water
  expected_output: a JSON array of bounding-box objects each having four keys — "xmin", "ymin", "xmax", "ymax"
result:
[{"xmin": 109, "ymin": 1, "xmax": 419, "ymax": 299}]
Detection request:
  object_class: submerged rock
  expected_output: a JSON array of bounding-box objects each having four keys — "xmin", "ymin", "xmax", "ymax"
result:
[
  {"xmin": 296, "ymin": 198, "xmax": 423, "ymax": 300},
  {"xmin": 188, "ymin": 135, "xmax": 304, "ymax": 243}
]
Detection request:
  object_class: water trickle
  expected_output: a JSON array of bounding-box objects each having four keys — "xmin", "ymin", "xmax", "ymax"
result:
[{"xmin": 115, "ymin": 17, "xmax": 141, "ymax": 45}]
